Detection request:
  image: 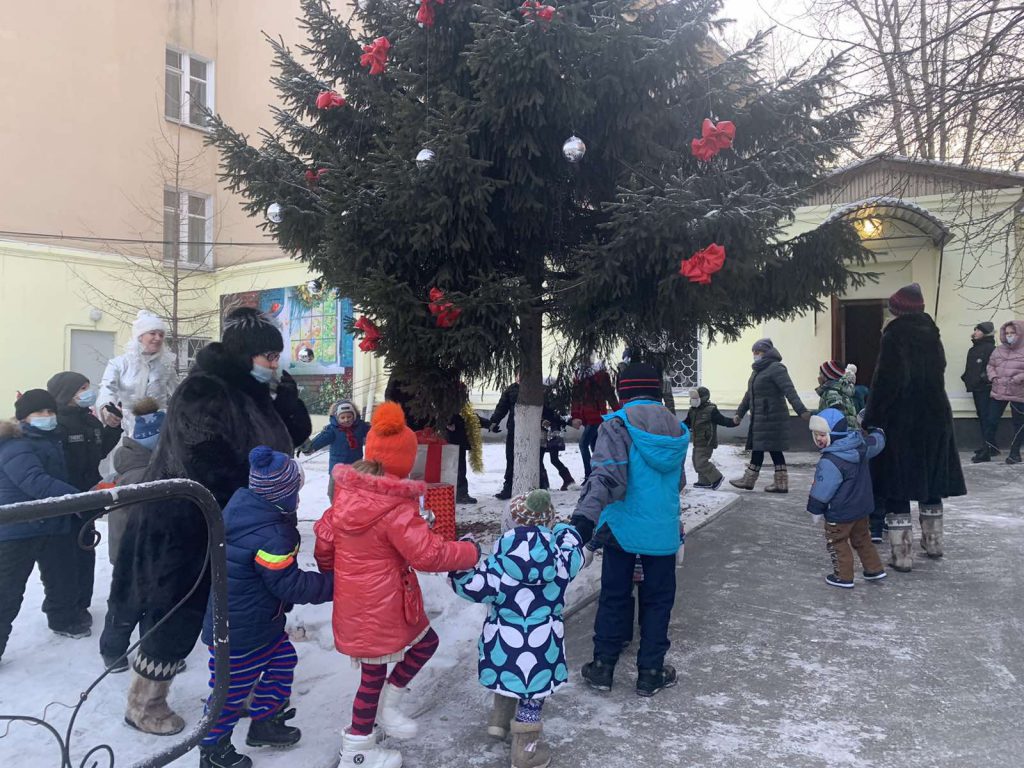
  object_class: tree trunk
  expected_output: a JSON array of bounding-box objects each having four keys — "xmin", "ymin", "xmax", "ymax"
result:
[{"xmin": 512, "ymin": 309, "xmax": 544, "ymax": 496}]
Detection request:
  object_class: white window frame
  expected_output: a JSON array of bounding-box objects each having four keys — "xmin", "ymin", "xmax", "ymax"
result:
[
  {"xmin": 163, "ymin": 188, "xmax": 214, "ymax": 268},
  {"xmin": 167, "ymin": 336, "xmax": 211, "ymax": 371},
  {"xmin": 165, "ymin": 47, "xmax": 215, "ymax": 129}
]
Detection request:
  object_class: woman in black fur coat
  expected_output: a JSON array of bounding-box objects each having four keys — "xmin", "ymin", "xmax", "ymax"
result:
[
  {"xmin": 111, "ymin": 307, "xmax": 311, "ymax": 735},
  {"xmin": 863, "ymin": 283, "xmax": 966, "ymax": 573}
]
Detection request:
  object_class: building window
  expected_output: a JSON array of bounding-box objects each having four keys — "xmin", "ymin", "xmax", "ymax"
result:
[
  {"xmin": 163, "ymin": 189, "xmax": 212, "ymax": 266},
  {"xmin": 165, "ymin": 48, "xmax": 213, "ymax": 128},
  {"xmin": 666, "ymin": 336, "xmax": 701, "ymax": 391},
  {"xmin": 168, "ymin": 336, "xmax": 210, "ymax": 371}
]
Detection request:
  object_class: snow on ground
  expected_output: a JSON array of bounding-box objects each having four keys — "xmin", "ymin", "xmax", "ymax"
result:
[{"xmin": 0, "ymin": 439, "xmax": 741, "ymax": 767}]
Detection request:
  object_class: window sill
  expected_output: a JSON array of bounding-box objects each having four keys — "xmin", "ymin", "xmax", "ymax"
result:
[
  {"xmin": 164, "ymin": 116, "xmax": 213, "ymax": 135},
  {"xmin": 162, "ymin": 259, "xmax": 214, "ymax": 273}
]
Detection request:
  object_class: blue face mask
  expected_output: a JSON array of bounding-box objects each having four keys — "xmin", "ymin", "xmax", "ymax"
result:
[
  {"xmin": 28, "ymin": 415, "xmax": 58, "ymax": 431},
  {"xmin": 250, "ymin": 363, "xmax": 275, "ymax": 384},
  {"xmin": 75, "ymin": 390, "xmax": 97, "ymax": 407}
]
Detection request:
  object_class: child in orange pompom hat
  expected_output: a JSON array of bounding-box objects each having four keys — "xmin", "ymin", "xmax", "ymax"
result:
[{"xmin": 314, "ymin": 402, "xmax": 480, "ymax": 767}]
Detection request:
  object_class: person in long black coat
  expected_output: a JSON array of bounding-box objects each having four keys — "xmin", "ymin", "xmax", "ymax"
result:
[
  {"xmin": 730, "ymin": 339, "xmax": 809, "ymax": 494},
  {"xmin": 863, "ymin": 283, "xmax": 966, "ymax": 572},
  {"xmin": 112, "ymin": 307, "xmax": 311, "ymax": 735},
  {"xmin": 961, "ymin": 321, "xmax": 997, "ymax": 460}
]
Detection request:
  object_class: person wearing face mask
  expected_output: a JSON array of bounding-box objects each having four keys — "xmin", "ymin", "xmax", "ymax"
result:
[
  {"xmin": 98, "ymin": 310, "xmax": 180, "ymax": 439},
  {"xmin": 961, "ymin": 322, "xmax": 998, "ymax": 462},
  {"xmin": 111, "ymin": 306, "xmax": 312, "ymax": 736},
  {"xmin": 45, "ymin": 371, "xmax": 123, "ymax": 630},
  {"xmin": 0, "ymin": 389, "xmax": 87, "ymax": 662},
  {"xmin": 986, "ymin": 320, "xmax": 1024, "ymax": 465},
  {"xmin": 684, "ymin": 387, "xmax": 735, "ymax": 490},
  {"xmin": 730, "ymin": 339, "xmax": 810, "ymax": 493}
]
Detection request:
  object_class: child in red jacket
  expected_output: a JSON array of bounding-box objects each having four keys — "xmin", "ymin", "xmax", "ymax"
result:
[{"xmin": 314, "ymin": 402, "xmax": 479, "ymax": 768}]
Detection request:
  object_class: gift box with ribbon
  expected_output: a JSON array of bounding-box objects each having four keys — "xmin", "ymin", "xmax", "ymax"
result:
[
  {"xmin": 411, "ymin": 429, "xmax": 459, "ymax": 485},
  {"xmin": 423, "ymin": 483, "xmax": 456, "ymax": 541}
]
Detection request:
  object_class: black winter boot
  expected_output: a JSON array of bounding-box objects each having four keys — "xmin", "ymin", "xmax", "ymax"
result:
[
  {"xmin": 581, "ymin": 659, "xmax": 615, "ymax": 691},
  {"xmin": 246, "ymin": 706, "xmax": 301, "ymax": 748},
  {"xmin": 199, "ymin": 735, "xmax": 252, "ymax": 768},
  {"xmin": 636, "ymin": 665, "xmax": 678, "ymax": 697}
]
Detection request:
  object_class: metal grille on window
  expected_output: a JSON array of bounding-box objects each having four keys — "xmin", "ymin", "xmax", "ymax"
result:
[{"xmin": 665, "ymin": 337, "xmax": 701, "ymax": 390}]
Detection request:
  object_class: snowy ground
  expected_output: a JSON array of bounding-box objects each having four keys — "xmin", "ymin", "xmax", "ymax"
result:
[{"xmin": 0, "ymin": 439, "xmax": 741, "ymax": 767}]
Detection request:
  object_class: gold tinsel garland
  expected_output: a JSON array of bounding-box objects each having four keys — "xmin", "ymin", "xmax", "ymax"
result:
[{"xmin": 461, "ymin": 400, "xmax": 485, "ymax": 474}]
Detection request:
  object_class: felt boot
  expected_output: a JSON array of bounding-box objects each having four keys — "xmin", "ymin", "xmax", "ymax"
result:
[
  {"xmin": 729, "ymin": 464, "xmax": 760, "ymax": 491},
  {"xmin": 510, "ymin": 721, "xmax": 551, "ymax": 768},
  {"xmin": 919, "ymin": 502, "xmax": 944, "ymax": 559},
  {"xmin": 487, "ymin": 693, "xmax": 518, "ymax": 739},
  {"xmin": 124, "ymin": 670, "xmax": 185, "ymax": 735},
  {"xmin": 764, "ymin": 466, "xmax": 789, "ymax": 494},
  {"xmin": 886, "ymin": 514, "xmax": 913, "ymax": 573}
]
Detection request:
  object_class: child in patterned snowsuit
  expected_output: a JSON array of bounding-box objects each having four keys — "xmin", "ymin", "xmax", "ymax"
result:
[{"xmin": 450, "ymin": 490, "xmax": 586, "ymax": 768}]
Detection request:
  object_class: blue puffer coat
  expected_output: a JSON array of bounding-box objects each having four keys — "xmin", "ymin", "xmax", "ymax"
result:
[
  {"xmin": 450, "ymin": 523, "xmax": 585, "ymax": 700},
  {"xmin": 0, "ymin": 421, "xmax": 78, "ymax": 541},
  {"xmin": 808, "ymin": 430, "xmax": 886, "ymax": 523},
  {"xmin": 201, "ymin": 488, "xmax": 332, "ymax": 652},
  {"xmin": 309, "ymin": 415, "xmax": 371, "ymax": 473}
]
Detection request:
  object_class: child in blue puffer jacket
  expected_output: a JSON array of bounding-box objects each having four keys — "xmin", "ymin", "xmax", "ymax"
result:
[
  {"xmin": 450, "ymin": 489, "xmax": 586, "ymax": 768},
  {"xmin": 304, "ymin": 401, "xmax": 370, "ymax": 501},
  {"xmin": 199, "ymin": 446, "xmax": 332, "ymax": 768},
  {"xmin": 807, "ymin": 408, "xmax": 887, "ymax": 589}
]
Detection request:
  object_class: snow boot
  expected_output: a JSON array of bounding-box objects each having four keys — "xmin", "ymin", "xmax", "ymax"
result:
[
  {"xmin": 124, "ymin": 670, "xmax": 186, "ymax": 735},
  {"xmin": 581, "ymin": 659, "xmax": 615, "ymax": 691},
  {"xmin": 885, "ymin": 514, "xmax": 913, "ymax": 573},
  {"xmin": 337, "ymin": 729, "xmax": 402, "ymax": 768},
  {"xmin": 494, "ymin": 486, "xmax": 512, "ymax": 501},
  {"xmin": 919, "ymin": 502, "xmax": 944, "ymax": 559},
  {"xmin": 487, "ymin": 693, "xmax": 518, "ymax": 739},
  {"xmin": 246, "ymin": 705, "xmax": 301, "ymax": 748},
  {"xmin": 50, "ymin": 620, "xmax": 91, "ymax": 639},
  {"xmin": 377, "ymin": 683, "xmax": 418, "ymax": 739},
  {"xmin": 456, "ymin": 492, "xmax": 478, "ymax": 504},
  {"xmin": 199, "ymin": 735, "xmax": 252, "ymax": 768},
  {"xmin": 636, "ymin": 665, "xmax": 678, "ymax": 697},
  {"xmin": 1007, "ymin": 452, "xmax": 1022, "ymax": 465},
  {"xmin": 764, "ymin": 466, "xmax": 789, "ymax": 494},
  {"xmin": 510, "ymin": 721, "xmax": 551, "ymax": 768},
  {"xmin": 729, "ymin": 464, "xmax": 760, "ymax": 491}
]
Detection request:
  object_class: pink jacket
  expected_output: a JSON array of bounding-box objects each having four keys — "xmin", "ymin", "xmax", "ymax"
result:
[{"xmin": 987, "ymin": 320, "xmax": 1024, "ymax": 403}]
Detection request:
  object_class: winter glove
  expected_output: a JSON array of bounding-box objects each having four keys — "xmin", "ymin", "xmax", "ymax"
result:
[
  {"xmin": 583, "ymin": 545, "xmax": 596, "ymax": 569},
  {"xmin": 676, "ymin": 543, "xmax": 685, "ymax": 567},
  {"xmin": 570, "ymin": 514, "xmax": 595, "ymax": 545},
  {"xmin": 800, "ymin": 411, "xmax": 812, "ymax": 422},
  {"xmin": 274, "ymin": 370, "xmax": 300, "ymax": 407},
  {"xmin": 489, "ymin": 422, "xmax": 502, "ymax": 434},
  {"xmin": 459, "ymin": 533, "xmax": 481, "ymax": 561},
  {"xmin": 732, "ymin": 415, "xmax": 741, "ymax": 426},
  {"xmin": 298, "ymin": 440, "xmax": 314, "ymax": 455}
]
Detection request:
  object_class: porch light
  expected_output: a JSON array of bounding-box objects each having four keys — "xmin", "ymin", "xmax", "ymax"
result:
[{"xmin": 855, "ymin": 217, "xmax": 882, "ymax": 238}]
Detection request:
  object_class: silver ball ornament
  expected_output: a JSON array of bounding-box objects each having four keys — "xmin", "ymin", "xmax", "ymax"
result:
[
  {"xmin": 306, "ymin": 279, "xmax": 323, "ymax": 296},
  {"xmin": 416, "ymin": 148, "xmax": 436, "ymax": 169},
  {"xmin": 297, "ymin": 345, "xmax": 315, "ymax": 363},
  {"xmin": 562, "ymin": 135, "xmax": 586, "ymax": 163},
  {"xmin": 266, "ymin": 203, "xmax": 284, "ymax": 223}
]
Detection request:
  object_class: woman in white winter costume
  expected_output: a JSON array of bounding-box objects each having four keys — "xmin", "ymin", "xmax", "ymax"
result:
[{"xmin": 97, "ymin": 311, "xmax": 180, "ymax": 481}]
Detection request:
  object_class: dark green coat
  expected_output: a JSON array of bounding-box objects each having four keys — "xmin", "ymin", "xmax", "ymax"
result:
[
  {"xmin": 685, "ymin": 401, "xmax": 734, "ymax": 449},
  {"xmin": 736, "ymin": 349, "xmax": 807, "ymax": 452}
]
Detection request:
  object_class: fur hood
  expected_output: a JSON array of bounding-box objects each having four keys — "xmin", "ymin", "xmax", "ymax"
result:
[
  {"xmin": 999, "ymin": 320, "xmax": 1023, "ymax": 349},
  {"xmin": 0, "ymin": 420, "xmax": 22, "ymax": 441}
]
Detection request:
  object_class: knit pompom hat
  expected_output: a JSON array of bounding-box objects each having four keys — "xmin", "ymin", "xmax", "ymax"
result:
[
  {"xmin": 505, "ymin": 489, "xmax": 557, "ymax": 531},
  {"xmin": 222, "ymin": 307, "xmax": 284, "ymax": 359},
  {"xmin": 364, "ymin": 401, "xmax": 419, "ymax": 478},
  {"xmin": 131, "ymin": 397, "xmax": 165, "ymax": 447},
  {"xmin": 249, "ymin": 446, "xmax": 303, "ymax": 511},
  {"xmin": 888, "ymin": 283, "xmax": 925, "ymax": 316},
  {"xmin": 819, "ymin": 360, "xmax": 846, "ymax": 381}
]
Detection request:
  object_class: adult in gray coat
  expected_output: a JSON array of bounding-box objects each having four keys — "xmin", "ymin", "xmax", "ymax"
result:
[{"xmin": 730, "ymin": 338, "xmax": 809, "ymax": 493}]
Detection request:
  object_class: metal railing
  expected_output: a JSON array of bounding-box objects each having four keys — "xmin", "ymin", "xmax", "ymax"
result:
[{"xmin": 0, "ymin": 480, "xmax": 230, "ymax": 768}]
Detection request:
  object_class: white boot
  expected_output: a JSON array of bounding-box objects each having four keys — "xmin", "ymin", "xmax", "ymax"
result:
[
  {"xmin": 337, "ymin": 729, "xmax": 402, "ymax": 768},
  {"xmin": 377, "ymin": 683, "xmax": 418, "ymax": 739}
]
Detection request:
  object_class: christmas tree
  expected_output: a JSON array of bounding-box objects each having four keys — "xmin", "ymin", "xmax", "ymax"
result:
[{"xmin": 209, "ymin": 0, "xmax": 869, "ymax": 492}]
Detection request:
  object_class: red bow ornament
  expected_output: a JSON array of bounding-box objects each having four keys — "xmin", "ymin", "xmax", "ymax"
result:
[
  {"xmin": 428, "ymin": 288, "xmax": 462, "ymax": 328},
  {"xmin": 520, "ymin": 1, "xmax": 556, "ymax": 21},
  {"xmin": 315, "ymin": 91, "xmax": 346, "ymax": 110},
  {"xmin": 679, "ymin": 243, "xmax": 726, "ymax": 285},
  {"xmin": 416, "ymin": 0, "xmax": 445, "ymax": 28},
  {"xmin": 360, "ymin": 37, "xmax": 391, "ymax": 76},
  {"xmin": 354, "ymin": 316, "xmax": 381, "ymax": 351},
  {"xmin": 690, "ymin": 118, "xmax": 736, "ymax": 162},
  {"xmin": 304, "ymin": 168, "xmax": 328, "ymax": 186}
]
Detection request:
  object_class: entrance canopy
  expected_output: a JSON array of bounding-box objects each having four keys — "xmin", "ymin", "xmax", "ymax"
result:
[{"xmin": 822, "ymin": 196, "xmax": 954, "ymax": 247}]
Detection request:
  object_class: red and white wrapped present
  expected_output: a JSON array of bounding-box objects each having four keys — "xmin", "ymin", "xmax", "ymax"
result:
[{"xmin": 410, "ymin": 430, "xmax": 458, "ymax": 485}]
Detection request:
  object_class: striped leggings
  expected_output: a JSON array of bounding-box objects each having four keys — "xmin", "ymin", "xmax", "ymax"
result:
[
  {"xmin": 202, "ymin": 633, "xmax": 297, "ymax": 746},
  {"xmin": 351, "ymin": 627, "xmax": 439, "ymax": 735}
]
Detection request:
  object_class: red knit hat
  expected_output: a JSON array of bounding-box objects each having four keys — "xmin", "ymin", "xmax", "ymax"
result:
[
  {"xmin": 819, "ymin": 360, "xmax": 845, "ymax": 381},
  {"xmin": 365, "ymin": 401, "xmax": 419, "ymax": 478},
  {"xmin": 888, "ymin": 283, "xmax": 925, "ymax": 316}
]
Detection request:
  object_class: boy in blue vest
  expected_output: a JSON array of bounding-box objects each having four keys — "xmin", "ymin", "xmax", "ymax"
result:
[
  {"xmin": 571, "ymin": 362, "xmax": 689, "ymax": 697},
  {"xmin": 807, "ymin": 408, "xmax": 887, "ymax": 588},
  {"xmin": 198, "ymin": 446, "xmax": 333, "ymax": 768}
]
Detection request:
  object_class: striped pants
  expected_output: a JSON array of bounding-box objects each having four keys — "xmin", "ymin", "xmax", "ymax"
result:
[
  {"xmin": 202, "ymin": 633, "xmax": 297, "ymax": 746},
  {"xmin": 351, "ymin": 628, "xmax": 439, "ymax": 735}
]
